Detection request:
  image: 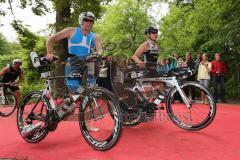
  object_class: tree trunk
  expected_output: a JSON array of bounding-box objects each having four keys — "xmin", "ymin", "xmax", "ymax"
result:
[{"xmin": 54, "ymin": 1, "xmax": 71, "ymax": 97}]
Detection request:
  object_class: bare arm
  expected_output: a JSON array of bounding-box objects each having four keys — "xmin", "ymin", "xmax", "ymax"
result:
[
  {"xmin": 0, "ymin": 67, "xmax": 10, "ymax": 77},
  {"xmin": 94, "ymin": 34, "xmax": 103, "ymax": 55},
  {"xmin": 131, "ymin": 42, "xmax": 148, "ymax": 64},
  {"xmin": 46, "ymin": 27, "xmax": 75, "ymax": 58}
]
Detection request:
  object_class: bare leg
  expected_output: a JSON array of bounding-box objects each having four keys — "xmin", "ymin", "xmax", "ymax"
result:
[{"xmin": 14, "ymin": 90, "xmax": 21, "ymax": 107}]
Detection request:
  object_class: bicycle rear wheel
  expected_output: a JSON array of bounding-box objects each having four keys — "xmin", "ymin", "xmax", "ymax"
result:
[
  {"xmin": 166, "ymin": 82, "xmax": 216, "ymax": 131},
  {"xmin": 17, "ymin": 91, "xmax": 50, "ymax": 143},
  {"xmin": 0, "ymin": 92, "xmax": 17, "ymax": 117},
  {"xmin": 79, "ymin": 87, "xmax": 122, "ymax": 151}
]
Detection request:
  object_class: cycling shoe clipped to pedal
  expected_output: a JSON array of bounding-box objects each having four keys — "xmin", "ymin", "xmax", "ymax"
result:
[{"xmin": 21, "ymin": 122, "xmax": 42, "ymax": 138}]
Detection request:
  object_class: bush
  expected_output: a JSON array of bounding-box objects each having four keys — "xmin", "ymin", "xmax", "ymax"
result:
[
  {"xmin": 225, "ymin": 76, "xmax": 240, "ymax": 99},
  {"xmin": 20, "ymin": 81, "xmax": 45, "ymax": 96}
]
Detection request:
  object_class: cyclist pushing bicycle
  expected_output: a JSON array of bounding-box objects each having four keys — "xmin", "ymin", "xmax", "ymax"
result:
[
  {"xmin": 0, "ymin": 59, "xmax": 23, "ymax": 105},
  {"xmin": 46, "ymin": 11, "xmax": 102, "ymax": 132},
  {"xmin": 17, "ymin": 11, "xmax": 122, "ymax": 150},
  {"xmin": 131, "ymin": 26, "xmax": 164, "ymax": 96}
]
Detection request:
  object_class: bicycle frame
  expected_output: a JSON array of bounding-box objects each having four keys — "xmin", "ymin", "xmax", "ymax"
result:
[
  {"xmin": 40, "ymin": 71, "xmax": 84, "ymax": 111},
  {"xmin": 39, "ymin": 70, "xmax": 104, "ymax": 120},
  {"xmin": 132, "ymin": 76, "xmax": 192, "ymax": 108}
]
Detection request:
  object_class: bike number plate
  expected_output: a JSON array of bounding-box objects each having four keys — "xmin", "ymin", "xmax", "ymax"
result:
[{"xmin": 77, "ymin": 86, "xmax": 85, "ymax": 94}]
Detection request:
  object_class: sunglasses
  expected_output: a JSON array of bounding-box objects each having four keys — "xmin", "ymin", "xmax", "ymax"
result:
[
  {"xmin": 84, "ymin": 18, "xmax": 94, "ymax": 23},
  {"xmin": 13, "ymin": 63, "xmax": 22, "ymax": 66}
]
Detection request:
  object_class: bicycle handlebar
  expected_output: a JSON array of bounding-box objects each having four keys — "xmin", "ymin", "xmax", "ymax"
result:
[
  {"xmin": 123, "ymin": 61, "xmax": 197, "ymax": 79},
  {"xmin": 41, "ymin": 73, "xmax": 83, "ymax": 80}
]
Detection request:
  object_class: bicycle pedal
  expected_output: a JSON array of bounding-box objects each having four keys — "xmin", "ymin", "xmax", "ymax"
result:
[
  {"xmin": 158, "ymin": 106, "xmax": 165, "ymax": 110},
  {"xmin": 93, "ymin": 116, "xmax": 104, "ymax": 121}
]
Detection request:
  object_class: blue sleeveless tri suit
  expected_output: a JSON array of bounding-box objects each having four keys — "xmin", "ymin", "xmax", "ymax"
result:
[{"xmin": 65, "ymin": 27, "xmax": 96, "ymax": 92}]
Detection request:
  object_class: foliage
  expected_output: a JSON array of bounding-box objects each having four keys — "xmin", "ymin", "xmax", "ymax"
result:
[
  {"xmin": 95, "ymin": 0, "xmax": 152, "ymax": 58},
  {"xmin": 0, "ymin": 33, "xmax": 8, "ymax": 55},
  {"xmin": 1, "ymin": 0, "xmax": 240, "ymax": 99},
  {"xmin": 159, "ymin": 0, "xmax": 240, "ymax": 98}
]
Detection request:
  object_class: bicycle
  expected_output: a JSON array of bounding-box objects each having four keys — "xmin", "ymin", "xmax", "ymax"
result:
[
  {"xmin": 108, "ymin": 60, "xmax": 216, "ymax": 131},
  {"xmin": 0, "ymin": 82, "xmax": 18, "ymax": 117},
  {"xmin": 17, "ymin": 53, "xmax": 122, "ymax": 151}
]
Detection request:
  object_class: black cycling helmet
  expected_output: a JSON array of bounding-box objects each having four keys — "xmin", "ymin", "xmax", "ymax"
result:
[{"xmin": 144, "ymin": 26, "xmax": 158, "ymax": 35}]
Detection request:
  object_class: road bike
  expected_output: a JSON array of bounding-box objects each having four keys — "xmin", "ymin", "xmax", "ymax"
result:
[
  {"xmin": 0, "ymin": 82, "xmax": 17, "ymax": 117},
  {"xmin": 17, "ymin": 54, "xmax": 122, "ymax": 151},
  {"xmin": 108, "ymin": 60, "xmax": 216, "ymax": 131}
]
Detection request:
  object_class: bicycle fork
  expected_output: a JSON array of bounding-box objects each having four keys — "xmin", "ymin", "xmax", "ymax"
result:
[{"xmin": 172, "ymin": 79, "xmax": 192, "ymax": 109}]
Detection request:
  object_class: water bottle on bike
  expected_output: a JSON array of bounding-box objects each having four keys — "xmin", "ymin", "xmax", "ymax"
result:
[
  {"xmin": 57, "ymin": 97, "xmax": 77, "ymax": 120},
  {"xmin": 153, "ymin": 94, "xmax": 165, "ymax": 105},
  {"xmin": 30, "ymin": 51, "xmax": 41, "ymax": 68}
]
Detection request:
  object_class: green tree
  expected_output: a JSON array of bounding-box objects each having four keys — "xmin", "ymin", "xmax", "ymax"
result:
[
  {"xmin": 0, "ymin": 0, "xmax": 111, "ymax": 94},
  {"xmin": 0, "ymin": 33, "xmax": 8, "ymax": 55},
  {"xmin": 95, "ymin": 0, "xmax": 152, "ymax": 58},
  {"xmin": 159, "ymin": 0, "xmax": 240, "ymax": 98}
]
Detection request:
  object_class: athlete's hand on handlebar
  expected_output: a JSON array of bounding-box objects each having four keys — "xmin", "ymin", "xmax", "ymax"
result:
[
  {"xmin": 86, "ymin": 53, "xmax": 105, "ymax": 62},
  {"xmin": 137, "ymin": 62, "xmax": 145, "ymax": 69},
  {"xmin": 46, "ymin": 54, "xmax": 59, "ymax": 62}
]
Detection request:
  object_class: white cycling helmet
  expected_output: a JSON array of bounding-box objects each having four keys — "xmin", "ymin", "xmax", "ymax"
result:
[
  {"xmin": 79, "ymin": 11, "xmax": 95, "ymax": 26},
  {"xmin": 12, "ymin": 59, "xmax": 22, "ymax": 65}
]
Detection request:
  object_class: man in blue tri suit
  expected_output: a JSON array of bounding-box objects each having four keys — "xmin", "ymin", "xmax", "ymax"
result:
[
  {"xmin": 46, "ymin": 11, "xmax": 102, "ymax": 132},
  {"xmin": 46, "ymin": 11, "xmax": 102, "ymax": 91}
]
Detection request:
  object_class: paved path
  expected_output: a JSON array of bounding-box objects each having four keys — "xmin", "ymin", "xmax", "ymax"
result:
[{"xmin": 0, "ymin": 103, "xmax": 240, "ymax": 160}]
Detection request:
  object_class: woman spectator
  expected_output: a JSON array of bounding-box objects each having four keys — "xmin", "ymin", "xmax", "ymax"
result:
[
  {"xmin": 197, "ymin": 53, "xmax": 212, "ymax": 104},
  {"xmin": 156, "ymin": 58, "xmax": 170, "ymax": 76}
]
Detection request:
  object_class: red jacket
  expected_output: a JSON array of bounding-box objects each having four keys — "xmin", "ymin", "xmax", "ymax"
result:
[{"xmin": 211, "ymin": 60, "xmax": 227, "ymax": 76}]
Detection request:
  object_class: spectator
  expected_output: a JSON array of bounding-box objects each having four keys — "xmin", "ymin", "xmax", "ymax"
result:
[
  {"xmin": 194, "ymin": 53, "xmax": 201, "ymax": 68},
  {"xmin": 211, "ymin": 53, "xmax": 227, "ymax": 103},
  {"xmin": 156, "ymin": 58, "xmax": 165, "ymax": 76},
  {"xmin": 185, "ymin": 52, "xmax": 196, "ymax": 101},
  {"xmin": 169, "ymin": 53, "xmax": 179, "ymax": 70},
  {"xmin": 177, "ymin": 58, "xmax": 187, "ymax": 68},
  {"xmin": 197, "ymin": 53, "xmax": 212, "ymax": 104},
  {"xmin": 165, "ymin": 58, "xmax": 170, "ymax": 74},
  {"xmin": 156, "ymin": 58, "xmax": 169, "ymax": 75}
]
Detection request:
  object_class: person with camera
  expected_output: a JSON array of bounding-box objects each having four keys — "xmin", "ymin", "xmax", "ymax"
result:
[{"xmin": 211, "ymin": 53, "xmax": 227, "ymax": 103}]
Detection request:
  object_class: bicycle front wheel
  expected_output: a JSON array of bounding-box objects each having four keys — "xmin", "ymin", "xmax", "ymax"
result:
[
  {"xmin": 79, "ymin": 87, "xmax": 122, "ymax": 151},
  {"xmin": 166, "ymin": 82, "xmax": 216, "ymax": 131},
  {"xmin": 0, "ymin": 92, "xmax": 17, "ymax": 117},
  {"xmin": 17, "ymin": 91, "xmax": 50, "ymax": 143}
]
